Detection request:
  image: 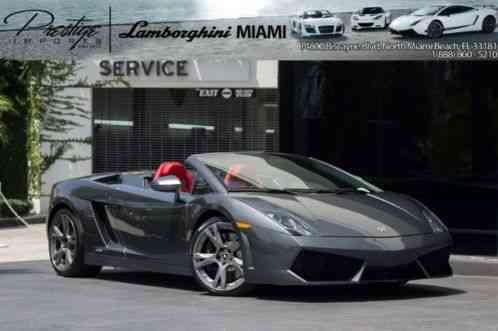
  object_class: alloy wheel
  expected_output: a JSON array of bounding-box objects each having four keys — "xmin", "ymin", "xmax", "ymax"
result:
[
  {"xmin": 428, "ymin": 21, "xmax": 443, "ymax": 38},
  {"xmin": 483, "ymin": 16, "xmax": 496, "ymax": 33},
  {"xmin": 49, "ymin": 213, "xmax": 78, "ymax": 272},
  {"xmin": 192, "ymin": 221, "xmax": 245, "ymax": 293}
]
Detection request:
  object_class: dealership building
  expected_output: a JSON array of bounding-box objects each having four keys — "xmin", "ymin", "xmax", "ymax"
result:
[
  {"xmin": 41, "ymin": 59, "xmax": 280, "ymax": 210},
  {"xmin": 41, "ymin": 60, "xmax": 498, "ymax": 256}
]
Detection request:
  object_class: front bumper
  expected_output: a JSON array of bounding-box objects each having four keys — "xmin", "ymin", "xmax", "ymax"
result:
[
  {"xmin": 243, "ymin": 229, "xmax": 453, "ymax": 285},
  {"xmin": 390, "ymin": 27, "xmax": 423, "ymax": 36},
  {"xmin": 300, "ymin": 24, "xmax": 344, "ymax": 37},
  {"xmin": 352, "ymin": 20, "xmax": 385, "ymax": 29}
]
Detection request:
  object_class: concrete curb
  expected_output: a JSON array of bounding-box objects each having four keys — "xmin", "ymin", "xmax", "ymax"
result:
[
  {"xmin": 450, "ymin": 255, "xmax": 498, "ymax": 277},
  {"xmin": 0, "ymin": 215, "xmax": 46, "ymax": 229}
]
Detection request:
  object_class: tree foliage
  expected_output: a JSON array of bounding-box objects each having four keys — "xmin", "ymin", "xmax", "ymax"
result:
[{"xmin": 0, "ymin": 60, "xmax": 90, "ymax": 199}]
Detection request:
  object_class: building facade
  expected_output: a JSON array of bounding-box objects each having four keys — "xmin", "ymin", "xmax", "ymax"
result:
[{"xmin": 41, "ymin": 60, "xmax": 279, "ymax": 212}]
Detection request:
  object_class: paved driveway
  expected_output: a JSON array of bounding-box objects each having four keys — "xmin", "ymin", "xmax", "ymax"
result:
[{"xmin": 0, "ymin": 260, "xmax": 497, "ymax": 331}]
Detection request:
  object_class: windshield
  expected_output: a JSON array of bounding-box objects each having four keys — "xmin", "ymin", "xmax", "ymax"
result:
[
  {"xmin": 303, "ymin": 10, "xmax": 332, "ymax": 18},
  {"xmin": 411, "ymin": 6, "xmax": 444, "ymax": 16},
  {"xmin": 360, "ymin": 7, "xmax": 384, "ymax": 14},
  {"xmin": 197, "ymin": 153, "xmax": 382, "ymax": 193}
]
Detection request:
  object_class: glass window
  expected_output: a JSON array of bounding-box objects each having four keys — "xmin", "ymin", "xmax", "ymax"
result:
[
  {"xmin": 186, "ymin": 164, "xmax": 212, "ymax": 195},
  {"xmin": 198, "ymin": 153, "xmax": 382, "ymax": 193},
  {"xmin": 93, "ymin": 88, "xmax": 279, "ymax": 173},
  {"xmin": 360, "ymin": 7, "xmax": 384, "ymax": 15},
  {"xmin": 412, "ymin": 6, "xmax": 445, "ymax": 16}
]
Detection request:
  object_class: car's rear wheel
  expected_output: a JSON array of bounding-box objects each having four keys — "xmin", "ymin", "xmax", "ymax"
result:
[
  {"xmin": 48, "ymin": 209, "xmax": 101, "ymax": 277},
  {"xmin": 482, "ymin": 16, "xmax": 496, "ymax": 33},
  {"xmin": 191, "ymin": 217, "xmax": 254, "ymax": 296},
  {"xmin": 427, "ymin": 20, "xmax": 444, "ymax": 38}
]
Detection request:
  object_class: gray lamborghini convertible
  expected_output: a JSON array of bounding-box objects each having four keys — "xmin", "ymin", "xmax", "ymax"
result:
[{"xmin": 47, "ymin": 152, "xmax": 452, "ymax": 295}]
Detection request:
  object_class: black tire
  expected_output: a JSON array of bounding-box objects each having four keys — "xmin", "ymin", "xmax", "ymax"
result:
[
  {"xmin": 427, "ymin": 20, "xmax": 444, "ymax": 39},
  {"xmin": 482, "ymin": 16, "xmax": 496, "ymax": 34},
  {"xmin": 190, "ymin": 217, "xmax": 254, "ymax": 296},
  {"xmin": 48, "ymin": 208, "xmax": 102, "ymax": 277}
]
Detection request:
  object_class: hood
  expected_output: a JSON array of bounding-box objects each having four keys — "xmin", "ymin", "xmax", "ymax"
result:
[
  {"xmin": 234, "ymin": 191, "xmax": 433, "ymax": 238},
  {"xmin": 390, "ymin": 15, "xmax": 428, "ymax": 29},
  {"xmin": 302, "ymin": 17, "xmax": 342, "ymax": 25}
]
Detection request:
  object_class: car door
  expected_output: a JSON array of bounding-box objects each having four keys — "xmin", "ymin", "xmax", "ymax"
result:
[
  {"xmin": 439, "ymin": 6, "xmax": 476, "ymax": 31},
  {"xmin": 105, "ymin": 183, "xmax": 188, "ymax": 264},
  {"xmin": 140, "ymin": 164, "xmax": 214, "ymax": 265}
]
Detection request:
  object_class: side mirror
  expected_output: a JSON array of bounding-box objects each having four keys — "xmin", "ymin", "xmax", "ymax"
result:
[{"xmin": 151, "ymin": 175, "xmax": 182, "ymax": 193}]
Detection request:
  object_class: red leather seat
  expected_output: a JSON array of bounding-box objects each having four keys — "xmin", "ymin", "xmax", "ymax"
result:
[
  {"xmin": 153, "ymin": 161, "xmax": 193, "ymax": 193},
  {"xmin": 224, "ymin": 164, "xmax": 251, "ymax": 189}
]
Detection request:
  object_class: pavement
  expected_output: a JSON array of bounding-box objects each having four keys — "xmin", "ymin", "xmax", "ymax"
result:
[
  {"xmin": 0, "ymin": 224, "xmax": 497, "ymax": 330},
  {"xmin": 0, "ymin": 225, "xmax": 47, "ymax": 263},
  {"xmin": 0, "ymin": 261, "xmax": 497, "ymax": 330},
  {"xmin": 0, "ymin": 9, "xmax": 496, "ymax": 61}
]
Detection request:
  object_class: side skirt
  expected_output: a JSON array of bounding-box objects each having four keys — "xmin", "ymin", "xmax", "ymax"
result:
[{"xmin": 85, "ymin": 252, "xmax": 193, "ymax": 276}]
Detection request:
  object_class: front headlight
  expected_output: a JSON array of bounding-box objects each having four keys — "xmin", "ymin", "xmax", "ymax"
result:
[
  {"xmin": 352, "ymin": 15, "xmax": 359, "ymax": 21},
  {"xmin": 304, "ymin": 24, "xmax": 314, "ymax": 29},
  {"xmin": 422, "ymin": 209, "xmax": 448, "ymax": 233},
  {"xmin": 266, "ymin": 212, "xmax": 313, "ymax": 236},
  {"xmin": 374, "ymin": 15, "xmax": 383, "ymax": 20}
]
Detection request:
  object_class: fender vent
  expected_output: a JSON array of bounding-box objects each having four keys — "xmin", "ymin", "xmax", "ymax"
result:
[{"xmin": 91, "ymin": 202, "xmax": 119, "ymax": 244}]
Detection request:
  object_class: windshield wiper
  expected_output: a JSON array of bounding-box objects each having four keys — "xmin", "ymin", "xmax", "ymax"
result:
[
  {"xmin": 285, "ymin": 188, "xmax": 335, "ymax": 194},
  {"xmin": 228, "ymin": 188, "xmax": 296, "ymax": 195}
]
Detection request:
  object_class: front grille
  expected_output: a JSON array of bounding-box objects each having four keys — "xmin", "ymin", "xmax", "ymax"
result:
[
  {"xmin": 418, "ymin": 247, "xmax": 452, "ymax": 277},
  {"xmin": 318, "ymin": 26, "xmax": 335, "ymax": 34},
  {"xmin": 359, "ymin": 22, "xmax": 374, "ymax": 27},
  {"xmin": 291, "ymin": 250, "xmax": 363, "ymax": 281},
  {"xmin": 305, "ymin": 27, "xmax": 316, "ymax": 33},
  {"xmin": 362, "ymin": 261, "xmax": 426, "ymax": 281}
]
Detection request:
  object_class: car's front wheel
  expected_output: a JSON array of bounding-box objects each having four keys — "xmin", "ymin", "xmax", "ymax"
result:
[
  {"xmin": 48, "ymin": 208, "xmax": 102, "ymax": 277},
  {"xmin": 482, "ymin": 16, "xmax": 496, "ymax": 33},
  {"xmin": 191, "ymin": 217, "xmax": 254, "ymax": 296},
  {"xmin": 427, "ymin": 20, "xmax": 444, "ymax": 38}
]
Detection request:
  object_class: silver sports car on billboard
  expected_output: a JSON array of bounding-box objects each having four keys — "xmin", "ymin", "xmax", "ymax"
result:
[
  {"xmin": 291, "ymin": 10, "xmax": 345, "ymax": 37},
  {"xmin": 47, "ymin": 152, "xmax": 452, "ymax": 296},
  {"xmin": 390, "ymin": 4, "xmax": 496, "ymax": 38}
]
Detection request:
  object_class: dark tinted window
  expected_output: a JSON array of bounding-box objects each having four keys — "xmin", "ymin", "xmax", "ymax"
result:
[
  {"xmin": 360, "ymin": 7, "xmax": 384, "ymax": 14},
  {"xmin": 93, "ymin": 88, "xmax": 279, "ymax": 173},
  {"xmin": 439, "ymin": 6, "xmax": 472, "ymax": 16}
]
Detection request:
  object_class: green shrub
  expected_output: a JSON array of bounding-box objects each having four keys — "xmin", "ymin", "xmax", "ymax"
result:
[{"xmin": 0, "ymin": 199, "xmax": 33, "ymax": 217}]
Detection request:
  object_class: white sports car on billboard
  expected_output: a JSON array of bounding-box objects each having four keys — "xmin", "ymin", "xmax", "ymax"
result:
[
  {"xmin": 291, "ymin": 10, "xmax": 344, "ymax": 37},
  {"xmin": 351, "ymin": 7, "xmax": 392, "ymax": 30},
  {"xmin": 389, "ymin": 4, "xmax": 496, "ymax": 38}
]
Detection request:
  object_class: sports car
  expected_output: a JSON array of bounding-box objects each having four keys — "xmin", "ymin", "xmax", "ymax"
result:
[
  {"xmin": 291, "ymin": 10, "xmax": 344, "ymax": 37},
  {"xmin": 389, "ymin": 4, "xmax": 496, "ymax": 38},
  {"xmin": 47, "ymin": 152, "xmax": 453, "ymax": 296},
  {"xmin": 351, "ymin": 7, "xmax": 392, "ymax": 30}
]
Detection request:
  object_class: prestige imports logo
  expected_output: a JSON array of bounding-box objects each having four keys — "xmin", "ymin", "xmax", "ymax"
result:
[{"xmin": 0, "ymin": 9, "xmax": 102, "ymax": 50}]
